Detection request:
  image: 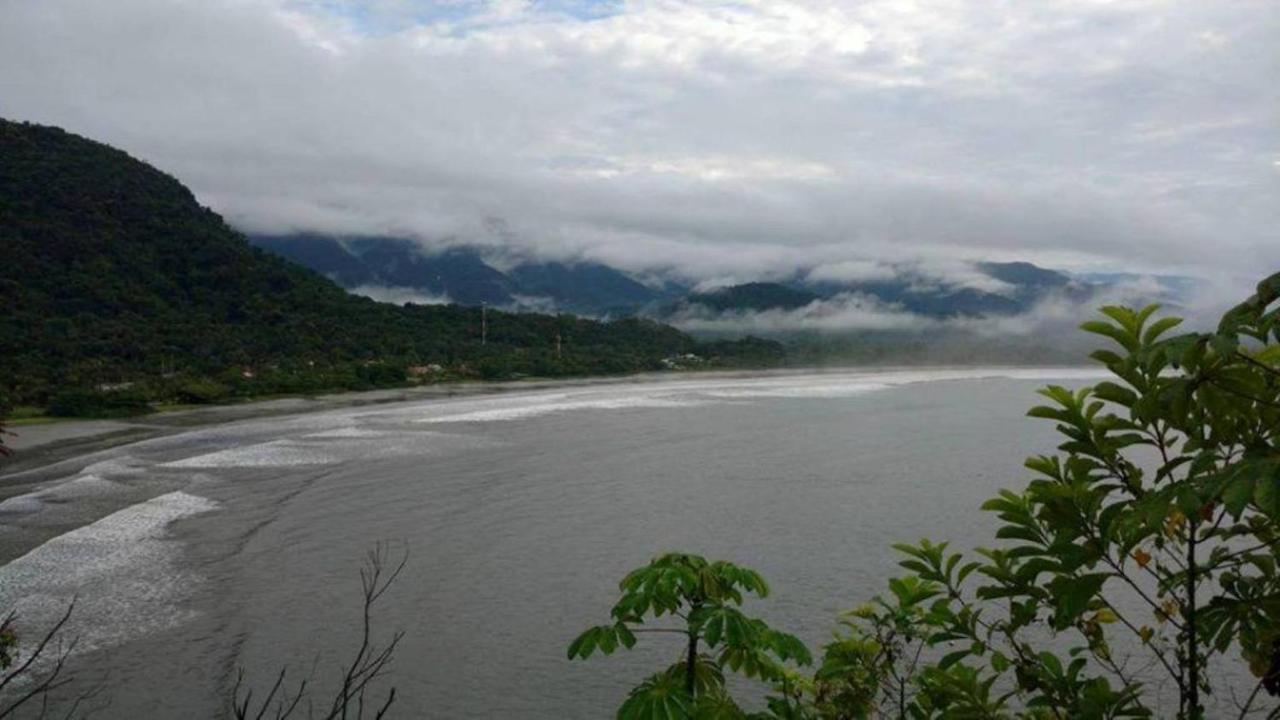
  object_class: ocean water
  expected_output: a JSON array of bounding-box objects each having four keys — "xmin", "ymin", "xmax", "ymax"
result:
[{"xmin": 0, "ymin": 368, "xmax": 1160, "ymax": 717}]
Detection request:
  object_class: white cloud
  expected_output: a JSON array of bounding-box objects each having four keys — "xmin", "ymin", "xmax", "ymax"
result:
[
  {"xmin": 0, "ymin": 0, "xmax": 1276, "ymax": 288},
  {"xmin": 666, "ymin": 280, "xmax": 1212, "ymax": 338},
  {"xmin": 806, "ymin": 261, "xmax": 897, "ymax": 285},
  {"xmin": 670, "ymin": 292, "xmax": 930, "ymax": 334},
  {"xmin": 349, "ymin": 284, "xmax": 452, "ymax": 305}
]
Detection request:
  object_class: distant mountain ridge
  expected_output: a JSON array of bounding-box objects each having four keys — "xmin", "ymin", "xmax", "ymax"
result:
[
  {"xmin": 682, "ymin": 283, "xmax": 822, "ymax": 313},
  {"xmin": 251, "ymin": 234, "xmax": 675, "ymax": 314},
  {"xmin": 252, "ymin": 234, "xmax": 1193, "ymax": 327},
  {"xmin": 0, "ymin": 119, "xmax": 782, "ymax": 406}
]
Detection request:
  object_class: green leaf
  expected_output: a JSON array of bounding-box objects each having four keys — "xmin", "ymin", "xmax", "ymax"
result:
[
  {"xmin": 1255, "ymin": 476, "xmax": 1279, "ymax": 518},
  {"xmin": 1222, "ymin": 471, "xmax": 1256, "ymax": 519},
  {"xmin": 939, "ymin": 649, "xmax": 970, "ymax": 669},
  {"xmin": 617, "ymin": 623, "xmax": 637, "ymax": 650},
  {"xmin": 618, "ymin": 671, "xmax": 693, "ymax": 720},
  {"xmin": 1142, "ymin": 316, "xmax": 1183, "ymax": 346},
  {"xmin": 568, "ymin": 627, "xmax": 600, "ymax": 660},
  {"xmin": 1081, "ymin": 319, "xmax": 1137, "ymax": 352},
  {"xmin": 1050, "ymin": 574, "xmax": 1108, "ymax": 629}
]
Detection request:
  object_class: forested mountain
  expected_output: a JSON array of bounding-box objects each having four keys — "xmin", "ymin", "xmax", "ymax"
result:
[
  {"xmin": 657, "ymin": 267, "xmax": 1078, "ymax": 320},
  {"xmin": 680, "ymin": 283, "xmax": 821, "ymax": 313},
  {"xmin": 249, "ymin": 234, "xmax": 376, "ymax": 287},
  {"xmin": 252, "ymin": 233, "xmax": 1189, "ymax": 325},
  {"xmin": 796, "ymin": 262, "xmax": 1090, "ymax": 317},
  {"xmin": 508, "ymin": 260, "xmax": 664, "ymax": 314},
  {"xmin": 252, "ymin": 233, "xmax": 1094, "ymax": 321},
  {"xmin": 251, "ymin": 235, "xmax": 518, "ymax": 305},
  {"xmin": 0, "ymin": 119, "xmax": 782, "ymax": 410},
  {"xmin": 250, "ymin": 234, "xmax": 672, "ymax": 314}
]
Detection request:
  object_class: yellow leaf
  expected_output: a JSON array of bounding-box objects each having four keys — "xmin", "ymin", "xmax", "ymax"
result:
[{"xmin": 1133, "ymin": 549, "xmax": 1151, "ymax": 569}]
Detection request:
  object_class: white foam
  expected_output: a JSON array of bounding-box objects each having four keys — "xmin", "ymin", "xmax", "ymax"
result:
[
  {"xmin": 0, "ymin": 492, "xmax": 219, "ymax": 657},
  {"xmin": 419, "ymin": 396, "xmax": 705, "ymax": 423},
  {"xmin": 163, "ymin": 440, "xmax": 338, "ymax": 468},
  {"xmin": 302, "ymin": 427, "xmax": 393, "ymax": 439},
  {"xmin": 682, "ymin": 367, "xmax": 1106, "ymax": 400},
  {"xmin": 80, "ymin": 456, "xmax": 148, "ymax": 476},
  {"xmin": 406, "ymin": 368, "xmax": 1106, "ymax": 424},
  {"xmin": 0, "ymin": 474, "xmax": 121, "ymax": 515},
  {"xmin": 0, "ymin": 494, "xmax": 45, "ymax": 514},
  {"xmin": 700, "ymin": 382, "xmax": 892, "ymax": 399}
]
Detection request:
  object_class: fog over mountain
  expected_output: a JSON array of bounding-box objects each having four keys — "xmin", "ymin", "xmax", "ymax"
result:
[
  {"xmin": 2, "ymin": 0, "xmax": 1276, "ymax": 302},
  {"xmin": 248, "ymin": 234, "xmax": 1200, "ymax": 343}
]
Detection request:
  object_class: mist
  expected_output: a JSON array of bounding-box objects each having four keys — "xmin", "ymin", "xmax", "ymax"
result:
[{"xmin": 1, "ymin": 0, "xmax": 1275, "ymax": 291}]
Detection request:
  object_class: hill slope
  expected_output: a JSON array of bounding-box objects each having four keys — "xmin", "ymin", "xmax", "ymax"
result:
[
  {"xmin": 508, "ymin": 260, "xmax": 662, "ymax": 313},
  {"xmin": 0, "ymin": 120, "xmax": 781, "ymax": 407},
  {"xmin": 682, "ymin": 283, "xmax": 821, "ymax": 313},
  {"xmin": 250, "ymin": 234, "xmax": 668, "ymax": 314}
]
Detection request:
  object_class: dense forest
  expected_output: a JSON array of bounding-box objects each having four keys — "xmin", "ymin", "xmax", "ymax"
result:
[{"xmin": 0, "ymin": 120, "xmax": 783, "ymax": 416}]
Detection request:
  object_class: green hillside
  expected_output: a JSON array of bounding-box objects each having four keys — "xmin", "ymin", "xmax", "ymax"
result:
[{"xmin": 0, "ymin": 119, "xmax": 782, "ymax": 413}]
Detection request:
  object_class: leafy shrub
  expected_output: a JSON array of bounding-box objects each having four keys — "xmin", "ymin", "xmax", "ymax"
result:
[
  {"xmin": 175, "ymin": 378, "xmax": 231, "ymax": 404},
  {"xmin": 48, "ymin": 388, "xmax": 152, "ymax": 418}
]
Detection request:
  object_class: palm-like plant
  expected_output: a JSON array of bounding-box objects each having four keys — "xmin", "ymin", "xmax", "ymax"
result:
[{"xmin": 569, "ymin": 553, "xmax": 811, "ymax": 719}]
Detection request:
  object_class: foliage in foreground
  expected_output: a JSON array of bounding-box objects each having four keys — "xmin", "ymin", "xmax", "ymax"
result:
[
  {"xmin": 572, "ymin": 270, "xmax": 1280, "ymax": 718},
  {"xmin": 569, "ymin": 553, "xmax": 812, "ymax": 719}
]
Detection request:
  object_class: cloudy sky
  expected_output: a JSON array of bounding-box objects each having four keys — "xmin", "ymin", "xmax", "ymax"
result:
[{"xmin": 2, "ymin": 0, "xmax": 1277, "ymax": 288}]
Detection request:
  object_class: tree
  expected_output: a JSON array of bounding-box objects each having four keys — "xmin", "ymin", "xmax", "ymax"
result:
[
  {"xmin": 575, "ymin": 270, "xmax": 1280, "ymax": 718},
  {"xmin": 568, "ymin": 553, "xmax": 812, "ymax": 719},
  {"xmin": 839, "ymin": 271, "xmax": 1280, "ymax": 718},
  {"xmin": 0, "ymin": 411, "xmax": 10, "ymax": 458}
]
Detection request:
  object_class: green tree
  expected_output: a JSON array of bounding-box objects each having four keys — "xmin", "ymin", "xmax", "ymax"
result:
[
  {"xmin": 569, "ymin": 553, "xmax": 812, "ymax": 719},
  {"xmin": 855, "ymin": 272, "xmax": 1279, "ymax": 718},
  {"xmin": 800, "ymin": 272, "xmax": 1280, "ymax": 718},
  {"xmin": 577, "ymin": 271, "xmax": 1280, "ymax": 718}
]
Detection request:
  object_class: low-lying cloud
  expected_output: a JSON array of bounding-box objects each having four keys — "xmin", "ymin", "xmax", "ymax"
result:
[
  {"xmin": 667, "ymin": 276, "xmax": 1222, "ymax": 339},
  {"xmin": 349, "ymin": 284, "xmax": 451, "ymax": 306},
  {"xmin": 1, "ymin": 0, "xmax": 1275, "ymax": 290}
]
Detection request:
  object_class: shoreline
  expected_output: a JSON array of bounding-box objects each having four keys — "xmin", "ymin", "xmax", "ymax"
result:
[
  {"xmin": 0, "ymin": 363, "xmax": 1095, "ymax": 484},
  {"xmin": 0, "ymin": 367, "xmax": 802, "ymax": 481},
  {"xmin": 0, "ymin": 364, "xmax": 1106, "ymax": 568},
  {"xmin": 2, "ymin": 363, "xmax": 1100, "ymax": 481}
]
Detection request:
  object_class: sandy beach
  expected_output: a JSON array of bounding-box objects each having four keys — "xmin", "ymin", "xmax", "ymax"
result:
[{"xmin": 1, "ymin": 367, "xmax": 902, "ymax": 485}]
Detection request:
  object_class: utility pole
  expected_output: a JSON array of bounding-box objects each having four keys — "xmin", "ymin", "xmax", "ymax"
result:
[
  {"xmin": 555, "ymin": 332, "xmax": 562, "ymax": 360},
  {"xmin": 481, "ymin": 303, "xmax": 488, "ymax": 346}
]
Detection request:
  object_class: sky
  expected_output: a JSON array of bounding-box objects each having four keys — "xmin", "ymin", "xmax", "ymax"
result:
[{"xmin": 1, "ymin": 0, "xmax": 1277, "ymax": 292}]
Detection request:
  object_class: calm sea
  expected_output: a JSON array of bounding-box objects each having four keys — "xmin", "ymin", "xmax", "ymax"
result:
[{"xmin": 2, "ymin": 369, "xmax": 1126, "ymax": 718}]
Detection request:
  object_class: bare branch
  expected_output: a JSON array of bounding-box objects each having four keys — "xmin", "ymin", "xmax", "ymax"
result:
[
  {"xmin": 0, "ymin": 599, "xmax": 82, "ymax": 719},
  {"xmin": 230, "ymin": 543, "xmax": 408, "ymax": 720}
]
